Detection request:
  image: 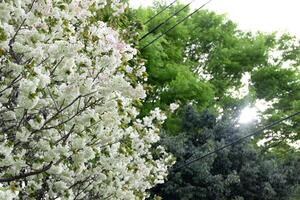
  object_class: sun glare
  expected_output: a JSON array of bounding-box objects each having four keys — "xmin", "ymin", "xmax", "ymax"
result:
[{"xmin": 239, "ymin": 106, "xmax": 258, "ymax": 124}]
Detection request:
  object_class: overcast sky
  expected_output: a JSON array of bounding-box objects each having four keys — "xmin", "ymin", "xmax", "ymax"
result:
[{"xmin": 129, "ymin": 0, "xmax": 300, "ymax": 37}]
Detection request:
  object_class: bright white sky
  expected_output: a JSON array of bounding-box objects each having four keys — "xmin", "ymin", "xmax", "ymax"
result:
[{"xmin": 129, "ymin": 0, "xmax": 300, "ymax": 37}]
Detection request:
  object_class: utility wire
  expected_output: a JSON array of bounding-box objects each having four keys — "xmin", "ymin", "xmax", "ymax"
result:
[
  {"xmin": 172, "ymin": 109, "xmax": 300, "ymax": 172},
  {"xmin": 141, "ymin": 0, "xmax": 213, "ymax": 50},
  {"xmin": 140, "ymin": 0, "xmax": 192, "ymax": 41},
  {"xmin": 144, "ymin": 0, "xmax": 178, "ymax": 25}
]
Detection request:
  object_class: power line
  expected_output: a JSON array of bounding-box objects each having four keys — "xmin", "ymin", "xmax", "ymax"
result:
[
  {"xmin": 140, "ymin": 0, "xmax": 193, "ymax": 41},
  {"xmin": 172, "ymin": 109, "xmax": 300, "ymax": 172},
  {"xmin": 141, "ymin": 0, "xmax": 213, "ymax": 50},
  {"xmin": 144, "ymin": 0, "xmax": 178, "ymax": 25}
]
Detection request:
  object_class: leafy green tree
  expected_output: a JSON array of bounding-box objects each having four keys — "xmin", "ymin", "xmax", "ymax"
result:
[
  {"xmin": 132, "ymin": 4, "xmax": 272, "ymax": 100},
  {"xmin": 128, "ymin": 3, "xmax": 300, "ymax": 150},
  {"xmin": 250, "ymin": 34, "xmax": 300, "ymax": 153},
  {"xmin": 124, "ymin": 2, "xmax": 300, "ymax": 199},
  {"xmin": 150, "ymin": 107, "xmax": 300, "ymax": 200}
]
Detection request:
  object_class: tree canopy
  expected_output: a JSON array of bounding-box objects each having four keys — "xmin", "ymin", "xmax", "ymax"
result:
[
  {"xmin": 127, "ymin": 2, "xmax": 300, "ymax": 199},
  {"xmin": 150, "ymin": 107, "xmax": 300, "ymax": 200},
  {"xmin": 129, "ymin": 1, "xmax": 300, "ymax": 151}
]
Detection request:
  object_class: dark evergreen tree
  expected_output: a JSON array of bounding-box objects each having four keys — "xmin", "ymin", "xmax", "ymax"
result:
[{"xmin": 150, "ymin": 107, "xmax": 300, "ymax": 200}]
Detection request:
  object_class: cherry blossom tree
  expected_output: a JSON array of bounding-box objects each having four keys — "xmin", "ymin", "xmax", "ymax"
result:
[{"xmin": 0, "ymin": 0, "xmax": 173, "ymax": 199}]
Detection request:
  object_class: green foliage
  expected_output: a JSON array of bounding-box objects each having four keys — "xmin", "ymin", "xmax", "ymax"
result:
[
  {"xmin": 250, "ymin": 33, "xmax": 300, "ymax": 150},
  {"xmin": 185, "ymin": 11, "xmax": 271, "ymax": 98},
  {"xmin": 128, "ymin": 2, "xmax": 300, "ymax": 151},
  {"xmin": 252, "ymin": 66, "xmax": 298, "ymax": 100},
  {"xmin": 129, "ymin": 4, "xmax": 276, "ymax": 116},
  {"xmin": 125, "ymin": 2, "xmax": 300, "ymax": 198},
  {"xmin": 161, "ymin": 71, "xmax": 214, "ymax": 105},
  {"xmin": 0, "ymin": 27, "xmax": 7, "ymax": 41},
  {"xmin": 289, "ymin": 186, "xmax": 300, "ymax": 200},
  {"xmin": 150, "ymin": 108, "xmax": 300, "ymax": 200}
]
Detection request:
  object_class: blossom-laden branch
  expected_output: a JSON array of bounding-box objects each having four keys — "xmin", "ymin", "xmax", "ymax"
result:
[{"xmin": 0, "ymin": 162, "xmax": 53, "ymax": 183}]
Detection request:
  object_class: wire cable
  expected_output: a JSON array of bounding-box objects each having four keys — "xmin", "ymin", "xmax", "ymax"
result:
[
  {"xmin": 172, "ymin": 109, "xmax": 300, "ymax": 172},
  {"xmin": 140, "ymin": 0, "xmax": 193, "ymax": 41},
  {"xmin": 141, "ymin": 0, "xmax": 213, "ymax": 50},
  {"xmin": 144, "ymin": 0, "xmax": 178, "ymax": 25}
]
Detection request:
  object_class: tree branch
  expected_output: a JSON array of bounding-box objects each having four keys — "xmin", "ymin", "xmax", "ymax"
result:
[{"xmin": 0, "ymin": 162, "xmax": 53, "ymax": 183}]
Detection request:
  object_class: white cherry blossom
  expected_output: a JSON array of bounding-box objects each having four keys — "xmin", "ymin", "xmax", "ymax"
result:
[{"xmin": 0, "ymin": 0, "xmax": 174, "ymax": 199}]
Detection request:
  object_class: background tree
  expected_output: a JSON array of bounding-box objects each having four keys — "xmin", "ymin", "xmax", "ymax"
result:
[
  {"xmin": 251, "ymin": 34, "xmax": 300, "ymax": 154},
  {"xmin": 150, "ymin": 106, "xmax": 300, "ymax": 200},
  {"xmin": 128, "ymin": 1, "xmax": 300, "ymax": 150},
  {"xmin": 124, "ymin": 2, "xmax": 300, "ymax": 199}
]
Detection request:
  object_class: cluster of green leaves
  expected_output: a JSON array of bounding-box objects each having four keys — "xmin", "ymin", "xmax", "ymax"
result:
[{"xmin": 250, "ymin": 34, "xmax": 300, "ymax": 152}]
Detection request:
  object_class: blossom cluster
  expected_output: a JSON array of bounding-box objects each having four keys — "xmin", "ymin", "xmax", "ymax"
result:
[{"xmin": 0, "ymin": 0, "xmax": 173, "ymax": 199}]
